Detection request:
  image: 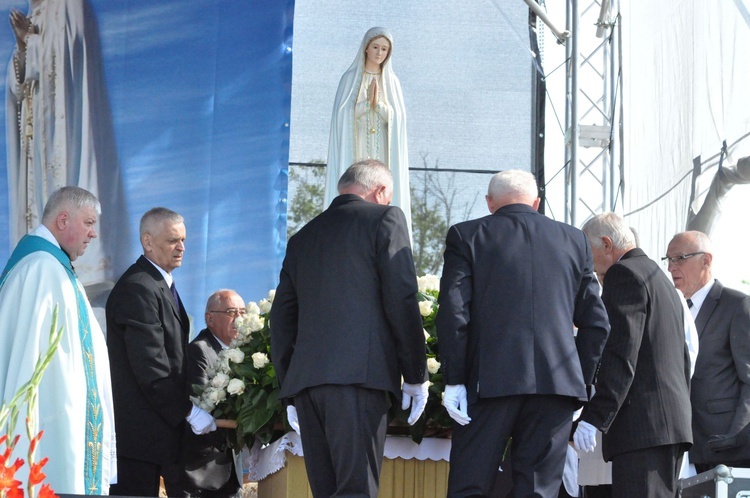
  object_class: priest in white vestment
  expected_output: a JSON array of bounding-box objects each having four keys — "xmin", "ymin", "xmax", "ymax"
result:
[
  {"xmin": 5, "ymin": 0, "xmax": 129, "ymax": 291},
  {"xmin": 325, "ymin": 27, "xmax": 411, "ymax": 232},
  {"xmin": 0, "ymin": 186, "xmax": 116, "ymax": 495}
]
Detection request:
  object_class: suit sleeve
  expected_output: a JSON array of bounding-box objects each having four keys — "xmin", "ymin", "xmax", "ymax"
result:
[
  {"xmin": 111, "ymin": 279, "xmax": 192, "ymax": 425},
  {"xmin": 270, "ymin": 262, "xmax": 299, "ymax": 393},
  {"xmin": 582, "ymin": 264, "xmax": 646, "ymax": 432},
  {"xmin": 187, "ymin": 341, "xmax": 211, "ymax": 396},
  {"xmin": 436, "ymin": 225, "xmax": 472, "ymax": 386},
  {"xmin": 376, "ymin": 206, "xmax": 426, "ymax": 385},
  {"xmin": 573, "ymin": 235, "xmax": 610, "ymax": 385},
  {"xmin": 729, "ymin": 295, "xmax": 750, "ymax": 433}
]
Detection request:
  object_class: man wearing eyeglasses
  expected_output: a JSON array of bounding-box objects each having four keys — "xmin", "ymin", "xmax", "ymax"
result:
[
  {"xmin": 170, "ymin": 289, "xmax": 245, "ymax": 497},
  {"xmin": 666, "ymin": 230, "xmax": 750, "ymax": 473}
]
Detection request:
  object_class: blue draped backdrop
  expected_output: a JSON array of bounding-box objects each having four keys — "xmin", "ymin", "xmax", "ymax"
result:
[{"xmin": 0, "ymin": 0, "xmax": 293, "ymax": 323}]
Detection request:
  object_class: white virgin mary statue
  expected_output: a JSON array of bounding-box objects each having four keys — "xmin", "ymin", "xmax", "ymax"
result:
[
  {"xmin": 5, "ymin": 0, "xmax": 129, "ymax": 292},
  {"xmin": 325, "ymin": 27, "xmax": 411, "ymax": 230}
]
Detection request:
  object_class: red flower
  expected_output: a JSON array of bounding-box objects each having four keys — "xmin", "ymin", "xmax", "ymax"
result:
[
  {"xmin": 39, "ymin": 483, "xmax": 58, "ymax": 498},
  {"xmin": 6, "ymin": 485, "xmax": 24, "ymax": 498},
  {"xmin": 29, "ymin": 430, "xmax": 44, "ymax": 455},
  {"xmin": 29, "ymin": 456, "xmax": 49, "ymax": 485},
  {"xmin": 0, "ymin": 456, "xmax": 24, "ymax": 490}
]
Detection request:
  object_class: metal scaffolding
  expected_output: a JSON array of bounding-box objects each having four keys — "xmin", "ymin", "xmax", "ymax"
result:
[{"xmin": 565, "ymin": 0, "xmax": 622, "ymax": 227}]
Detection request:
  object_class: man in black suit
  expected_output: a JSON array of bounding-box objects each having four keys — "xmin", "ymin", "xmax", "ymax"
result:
[
  {"xmin": 172, "ymin": 289, "xmax": 245, "ymax": 497},
  {"xmin": 436, "ymin": 169, "xmax": 610, "ymax": 497},
  {"xmin": 666, "ymin": 230, "xmax": 750, "ymax": 472},
  {"xmin": 270, "ymin": 159, "xmax": 429, "ymax": 498},
  {"xmin": 107, "ymin": 207, "xmax": 217, "ymax": 497},
  {"xmin": 575, "ymin": 213, "xmax": 693, "ymax": 497}
]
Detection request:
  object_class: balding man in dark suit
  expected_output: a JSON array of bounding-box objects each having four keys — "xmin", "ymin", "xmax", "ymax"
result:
[
  {"xmin": 271, "ymin": 159, "xmax": 428, "ymax": 498},
  {"xmin": 437, "ymin": 169, "xmax": 610, "ymax": 497}
]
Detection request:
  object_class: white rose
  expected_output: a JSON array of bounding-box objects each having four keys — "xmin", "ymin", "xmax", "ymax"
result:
[
  {"xmin": 207, "ymin": 388, "xmax": 225, "ymax": 405},
  {"xmin": 227, "ymin": 378, "xmax": 246, "ymax": 395},
  {"xmin": 259, "ymin": 298, "xmax": 272, "ymax": 314},
  {"xmin": 226, "ymin": 348, "xmax": 245, "ymax": 364},
  {"xmin": 245, "ymin": 314, "xmax": 265, "ymax": 333},
  {"xmin": 211, "ymin": 372, "xmax": 230, "ymax": 389},
  {"xmin": 427, "ymin": 358, "xmax": 441, "ymax": 374},
  {"xmin": 418, "ymin": 300, "xmax": 433, "ymax": 317},
  {"xmin": 417, "ymin": 274, "xmax": 440, "ymax": 293},
  {"xmin": 246, "ymin": 301, "xmax": 261, "ymax": 316},
  {"xmin": 200, "ymin": 398, "xmax": 215, "ymax": 411},
  {"xmin": 252, "ymin": 352, "xmax": 270, "ymax": 369},
  {"xmin": 267, "ymin": 289, "xmax": 276, "ymax": 302}
]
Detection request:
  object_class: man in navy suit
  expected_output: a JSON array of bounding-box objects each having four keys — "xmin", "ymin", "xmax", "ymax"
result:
[
  {"xmin": 271, "ymin": 159, "xmax": 429, "ymax": 497},
  {"xmin": 437, "ymin": 170, "xmax": 610, "ymax": 497},
  {"xmin": 172, "ymin": 289, "xmax": 246, "ymax": 497},
  {"xmin": 666, "ymin": 230, "xmax": 750, "ymax": 472},
  {"xmin": 575, "ymin": 213, "xmax": 692, "ymax": 497},
  {"xmin": 107, "ymin": 208, "xmax": 217, "ymax": 497}
]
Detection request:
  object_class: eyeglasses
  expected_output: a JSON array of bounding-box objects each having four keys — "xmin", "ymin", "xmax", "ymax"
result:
[
  {"xmin": 661, "ymin": 252, "xmax": 705, "ymax": 265},
  {"xmin": 208, "ymin": 308, "xmax": 246, "ymax": 318}
]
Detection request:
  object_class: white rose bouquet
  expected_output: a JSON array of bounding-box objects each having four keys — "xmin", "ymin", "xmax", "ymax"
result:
[{"xmin": 192, "ymin": 290, "xmax": 286, "ymax": 450}]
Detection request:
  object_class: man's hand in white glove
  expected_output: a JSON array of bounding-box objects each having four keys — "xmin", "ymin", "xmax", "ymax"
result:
[
  {"xmin": 286, "ymin": 405, "xmax": 301, "ymax": 436},
  {"xmin": 402, "ymin": 381, "xmax": 430, "ymax": 425},
  {"xmin": 186, "ymin": 405, "xmax": 217, "ymax": 435},
  {"xmin": 442, "ymin": 384, "xmax": 471, "ymax": 425},
  {"xmin": 573, "ymin": 420, "xmax": 597, "ymax": 453}
]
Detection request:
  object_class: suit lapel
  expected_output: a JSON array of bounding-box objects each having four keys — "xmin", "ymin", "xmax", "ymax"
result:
[
  {"xmin": 695, "ymin": 280, "xmax": 722, "ymax": 338},
  {"xmin": 136, "ymin": 255, "xmax": 189, "ymax": 330}
]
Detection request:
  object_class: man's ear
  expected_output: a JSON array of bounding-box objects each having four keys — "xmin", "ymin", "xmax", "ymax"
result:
[
  {"xmin": 602, "ymin": 236, "xmax": 614, "ymax": 253},
  {"xmin": 56, "ymin": 211, "xmax": 69, "ymax": 231}
]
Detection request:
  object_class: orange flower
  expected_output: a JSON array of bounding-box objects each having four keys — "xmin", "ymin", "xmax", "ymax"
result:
[
  {"xmin": 39, "ymin": 483, "xmax": 58, "ymax": 498},
  {"xmin": 0, "ymin": 456, "xmax": 24, "ymax": 489},
  {"xmin": 29, "ymin": 430, "xmax": 44, "ymax": 455},
  {"xmin": 29, "ymin": 456, "xmax": 49, "ymax": 485},
  {"xmin": 6, "ymin": 485, "xmax": 24, "ymax": 498}
]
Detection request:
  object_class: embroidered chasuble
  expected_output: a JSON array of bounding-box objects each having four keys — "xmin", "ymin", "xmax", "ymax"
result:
[{"xmin": 0, "ymin": 231, "xmax": 116, "ymax": 494}]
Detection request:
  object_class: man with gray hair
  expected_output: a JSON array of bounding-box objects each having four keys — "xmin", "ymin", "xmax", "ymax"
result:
[
  {"xmin": 665, "ymin": 230, "xmax": 750, "ymax": 472},
  {"xmin": 107, "ymin": 207, "xmax": 217, "ymax": 496},
  {"xmin": 271, "ymin": 159, "xmax": 429, "ymax": 497},
  {"xmin": 437, "ymin": 169, "xmax": 610, "ymax": 497},
  {"xmin": 0, "ymin": 186, "xmax": 116, "ymax": 494},
  {"xmin": 574, "ymin": 212, "xmax": 693, "ymax": 497}
]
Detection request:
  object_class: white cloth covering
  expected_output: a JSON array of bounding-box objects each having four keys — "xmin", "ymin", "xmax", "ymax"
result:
[
  {"xmin": 324, "ymin": 27, "xmax": 411, "ymax": 232},
  {"xmin": 0, "ymin": 227, "xmax": 116, "ymax": 494},
  {"xmin": 245, "ymin": 432, "xmax": 450, "ymax": 482}
]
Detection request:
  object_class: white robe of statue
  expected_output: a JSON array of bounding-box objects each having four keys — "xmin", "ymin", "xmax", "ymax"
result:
[
  {"xmin": 0, "ymin": 226, "xmax": 116, "ymax": 494},
  {"xmin": 5, "ymin": 0, "xmax": 128, "ymax": 290},
  {"xmin": 325, "ymin": 27, "xmax": 411, "ymax": 231}
]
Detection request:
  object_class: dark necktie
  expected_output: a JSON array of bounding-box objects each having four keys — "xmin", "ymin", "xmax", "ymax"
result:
[
  {"xmin": 170, "ymin": 282, "xmax": 180, "ymax": 306},
  {"xmin": 686, "ymin": 298, "xmax": 693, "ymax": 309}
]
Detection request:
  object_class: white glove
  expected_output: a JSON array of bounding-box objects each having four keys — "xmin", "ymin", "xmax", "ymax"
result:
[
  {"xmin": 573, "ymin": 420, "xmax": 597, "ymax": 453},
  {"xmin": 401, "ymin": 381, "xmax": 430, "ymax": 425},
  {"xmin": 186, "ymin": 404, "xmax": 217, "ymax": 435},
  {"xmin": 442, "ymin": 384, "xmax": 471, "ymax": 425},
  {"xmin": 286, "ymin": 405, "xmax": 301, "ymax": 436}
]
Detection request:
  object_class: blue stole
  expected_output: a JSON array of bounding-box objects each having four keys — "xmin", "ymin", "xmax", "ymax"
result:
[{"xmin": 1, "ymin": 235, "xmax": 104, "ymax": 494}]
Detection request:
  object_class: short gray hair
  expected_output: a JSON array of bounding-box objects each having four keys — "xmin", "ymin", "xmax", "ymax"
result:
[
  {"xmin": 582, "ymin": 212, "xmax": 636, "ymax": 250},
  {"xmin": 42, "ymin": 186, "xmax": 101, "ymax": 223},
  {"xmin": 487, "ymin": 170, "xmax": 538, "ymax": 201},
  {"xmin": 337, "ymin": 159, "xmax": 392, "ymax": 194},
  {"xmin": 140, "ymin": 207, "xmax": 184, "ymax": 237}
]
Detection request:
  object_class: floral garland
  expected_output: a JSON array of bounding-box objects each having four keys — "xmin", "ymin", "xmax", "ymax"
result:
[{"xmin": 193, "ymin": 275, "xmax": 453, "ymax": 449}]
